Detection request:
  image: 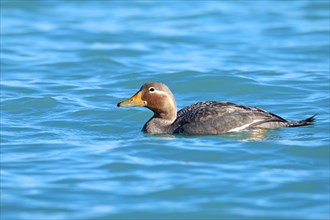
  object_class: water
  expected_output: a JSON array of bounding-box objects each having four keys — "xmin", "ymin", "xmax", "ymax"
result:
[{"xmin": 1, "ymin": 1, "xmax": 329, "ymax": 219}]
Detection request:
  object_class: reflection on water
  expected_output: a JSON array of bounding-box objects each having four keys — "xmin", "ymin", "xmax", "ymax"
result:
[{"xmin": 224, "ymin": 129, "xmax": 273, "ymax": 141}]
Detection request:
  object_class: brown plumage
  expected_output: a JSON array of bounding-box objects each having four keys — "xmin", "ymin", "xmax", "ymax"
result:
[{"xmin": 117, "ymin": 82, "xmax": 315, "ymax": 135}]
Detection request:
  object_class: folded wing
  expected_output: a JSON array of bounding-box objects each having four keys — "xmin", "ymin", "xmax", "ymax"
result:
[{"xmin": 172, "ymin": 101, "xmax": 290, "ymax": 135}]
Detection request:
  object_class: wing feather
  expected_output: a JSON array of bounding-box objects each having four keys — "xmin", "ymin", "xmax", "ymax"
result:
[{"xmin": 172, "ymin": 101, "xmax": 287, "ymax": 134}]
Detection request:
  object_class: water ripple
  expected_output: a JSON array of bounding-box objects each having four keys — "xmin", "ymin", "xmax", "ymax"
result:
[{"xmin": 1, "ymin": 1, "xmax": 329, "ymax": 220}]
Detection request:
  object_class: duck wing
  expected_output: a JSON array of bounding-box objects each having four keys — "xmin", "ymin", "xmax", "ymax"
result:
[{"xmin": 172, "ymin": 101, "xmax": 290, "ymax": 135}]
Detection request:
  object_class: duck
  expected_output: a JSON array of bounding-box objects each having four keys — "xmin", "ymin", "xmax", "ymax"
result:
[{"xmin": 117, "ymin": 82, "xmax": 315, "ymax": 135}]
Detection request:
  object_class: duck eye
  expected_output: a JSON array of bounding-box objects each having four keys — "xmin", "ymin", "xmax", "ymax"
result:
[{"xmin": 149, "ymin": 87, "xmax": 155, "ymax": 92}]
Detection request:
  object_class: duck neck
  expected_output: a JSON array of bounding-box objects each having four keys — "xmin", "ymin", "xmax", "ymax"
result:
[
  {"xmin": 143, "ymin": 91, "xmax": 177, "ymax": 134},
  {"xmin": 143, "ymin": 115, "xmax": 175, "ymax": 134},
  {"xmin": 153, "ymin": 108, "xmax": 177, "ymax": 122},
  {"xmin": 143, "ymin": 107, "xmax": 177, "ymax": 134}
]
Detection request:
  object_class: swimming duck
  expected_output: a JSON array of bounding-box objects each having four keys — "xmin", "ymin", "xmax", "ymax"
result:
[{"xmin": 117, "ymin": 82, "xmax": 315, "ymax": 135}]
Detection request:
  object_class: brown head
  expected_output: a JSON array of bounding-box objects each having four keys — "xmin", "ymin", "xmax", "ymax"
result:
[{"xmin": 117, "ymin": 82, "xmax": 177, "ymax": 121}]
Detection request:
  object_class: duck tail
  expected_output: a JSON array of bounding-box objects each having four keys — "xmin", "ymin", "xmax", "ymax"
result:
[{"xmin": 287, "ymin": 115, "xmax": 317, "ymax": 127}]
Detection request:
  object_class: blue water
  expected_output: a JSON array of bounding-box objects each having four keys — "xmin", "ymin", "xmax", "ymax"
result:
[{"xmin": 1, "ymin": 1, "xmax": 329, "ymax": 219}]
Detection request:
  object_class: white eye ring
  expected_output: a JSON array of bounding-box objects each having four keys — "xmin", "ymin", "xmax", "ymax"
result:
[{"xmin": 148, "ymin": 87, "xmax": 156, "ymax": 93}]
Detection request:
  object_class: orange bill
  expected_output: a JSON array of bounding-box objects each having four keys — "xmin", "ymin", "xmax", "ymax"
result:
[{"xmin": 117, "ymin": 91, "xmax": 145, "ymax": 107}]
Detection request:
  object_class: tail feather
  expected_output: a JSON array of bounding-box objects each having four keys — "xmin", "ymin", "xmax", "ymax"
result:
[{"xmin": 287, "ymin": 115, "xmax": 317, "ymax": 127}]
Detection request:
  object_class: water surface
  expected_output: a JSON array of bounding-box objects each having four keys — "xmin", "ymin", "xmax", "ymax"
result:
[{"xmin": 1, "ymin": 1, "xmax": 329, "ymax": 219}]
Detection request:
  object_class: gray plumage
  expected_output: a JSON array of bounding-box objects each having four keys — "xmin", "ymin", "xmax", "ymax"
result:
[{"xmin": 171, "ymin": 101, "xmax": 315, "ymax": 135}]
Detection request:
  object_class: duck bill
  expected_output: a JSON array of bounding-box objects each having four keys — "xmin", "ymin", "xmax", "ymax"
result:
[{"xmin": 117, "ymin": 91, "xmax": 145, "ymax": 107}]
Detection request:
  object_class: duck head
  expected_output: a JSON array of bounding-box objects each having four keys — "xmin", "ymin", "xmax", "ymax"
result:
[{"xmin": 117, "ymin": 82, "xmax": 177, "ymax": 121}]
